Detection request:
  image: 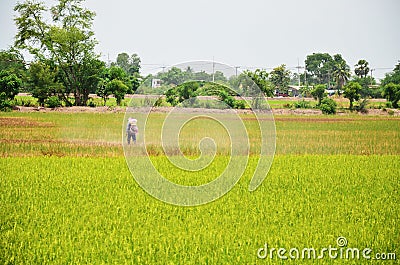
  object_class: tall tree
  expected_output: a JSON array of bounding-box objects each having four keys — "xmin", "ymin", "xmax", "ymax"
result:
[
  {"xmin": 14, "ymin": 0, "xmax": 99, "ymax": 106},
  {"xmin": 354, "ymin": 59, "xmax": 370, "ymax": 78},
  {"xmin": 332, "ymin": 54, "xmax": 350, "ymax": 93},
  {"xmin": 114, "ymin": 52, "xmax": 141, "ymax": 75},
  {"xmin": 269, "ymin": 64, "xmax": 291, "ymax": 94},
  {"xmin": 305, "ymin": 53, "xmax": 333, "ymax": 85}
]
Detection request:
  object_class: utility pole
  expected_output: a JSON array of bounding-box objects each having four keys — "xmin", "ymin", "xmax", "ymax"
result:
[
  {"xmin": 235, "ymin": 66, "xmax": 240, "ymax": 77},
  {"xmin": 295, "ymin": 58, "xmax": 304, "ymax": 87},
  {"xmin": 212, "ymin": 57, "xmax": 215, "ymax": 82},
  {"xmin": 370, "ymin": 68, "xmax": 375, "ymax": 85}
]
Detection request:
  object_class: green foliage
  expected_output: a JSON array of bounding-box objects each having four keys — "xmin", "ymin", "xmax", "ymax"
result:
[
  {"xmin": 243, "ymin": 69, "xmax": 274, "ymax": 97},
  {"xmin": 351, "ymin": 76, "xmax": 378, "ymax": 98},
  {"xmin": 319, "ymin": 98, "xmax": 337, "ymax": 114},
  {"xmin": 310, "ymin": 84, "xmax": 326, "ymax": 105},
  {"xmin": 113, "ymin": 52, "xmax": 141, "ymax": 75},
  {"xmin": 343, "ymin": 81, "xmax": 362, "ymax": 110},
  {"xmin": 354, "ymin": 59, "xmax": 370, "ymax": 78},
  {"xmin": 382, "ymin": 83, "xmax": 400, "ymax": 108},
  {"xmin": 158, "ymin": 67, "xmax": 186, "ymax": 85},
  {"xmin": 106, "ymin": 79, "xmax": 128, "ymax": 106},
  {"xmin": 45, "ymin": 95, "xmax": 62, "ymax": 108},
  {"xmin": 0, "ymin": 48, "xmax": 26, "ymax": 80},
  {"xmin": 14, "ymin": 0, "xmax": 99, "ymax": 106},
  {"xmin": 332, "ymin": 54, "xmax": 350, "ymax": 91},
  {"xmin": 269, "ymin": 64, "xmax": 291, "ymax": 94},
  {"xmin": 305, "ymin": 53, "xmax": 333, "ymax": 84},
  {"xmin": 294, "ymin": 99, "xmax": 311, "ymax": 109},
  {"xmin": 27, "ymin": 61, "xmax": 59, "ymax": 106},
  {"xmin": 0, "ymin": 70, "xmax": 22, "ymax": 100},
  {"xmin": 354, "ymin": 99, "xmax": 369, "ymax": 113},
  {"xmin": 0, "ymin": 92, "xmax": 15, "ymax": 111},
  {"xmin": 380, "ymin": 64, "xmax": 400, "ymax": 108}
]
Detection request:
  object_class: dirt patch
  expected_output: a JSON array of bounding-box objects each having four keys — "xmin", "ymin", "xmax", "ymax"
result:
[{"xmin": 0, "ymin": 117, "xmax": 54, "ymax": 127}]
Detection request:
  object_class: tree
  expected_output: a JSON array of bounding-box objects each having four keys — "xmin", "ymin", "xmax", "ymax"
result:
[
  {"xmin": 96, "ymin": 78, "xmax": 111, "ymax": 106},
  {"xmin": 96, "ymin": 65, "xmax": 130, "ymax": 105},
  {"xmin": 114, "ymin": 52, "xmax": 141, "ymax": 75},
  {"xmin": 343, "ymin": 81, "xmax": 361, "ymax": 110},
  {"xmin": 380, "ymin": 63, "xmax": 400, "ymax": 107},
  {"xmin": 0, "ymin": 70, "xmax": 22, "ymax": 100},
  {"xmin": 27, "ymin": 61, "xmax": 59, "ymax": 106},
  {"xmin": 244, "ymin": 69, "xmax": 273, "ymax": 97},
  {"xmin": 382, "ymin": 83, "xmax": 400, "ymax": 108},
  {"xmin": 165, "ymin": 81, "xmax": 199, "ymax": 106},
  {"xmin": 354, "ymin": 59, "xmax": 370, "ymax": 78},
  {"xmin": 311, "ymin": 84, "xmax": 326, "ymax": 105},
  {"xmin": 305, "ymin": 53, "xmax": 333, "ymax": 84},
  {"xmin": 14, "ymin": 0, "xmax": 100, "ymax": 106},
  {"xmin": 332, "ymin": 54, "xmax": 350, "ymax": 92},
  {"xmin": 269, "ymin": 64, "xmax": 291, "ymax": 95},
  {"xmin": 351, "ymin": 76, "xmax": 377, "ymax": 98},
  {"xmin": 158, "ymin": 67, "xmax": 185, "ymax": 85},
  {"xmin": 0, "ymin": 48, "xmax": 26, "ymax": 77},
  {"xmin": 106, "ymin": 79, "xmax": 128, "ymax": 106}
]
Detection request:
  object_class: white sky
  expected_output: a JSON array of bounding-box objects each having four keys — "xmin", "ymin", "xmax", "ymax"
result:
[{"xmin": 1, "ymin": 0, "xmax": 399, "ymax": 79}]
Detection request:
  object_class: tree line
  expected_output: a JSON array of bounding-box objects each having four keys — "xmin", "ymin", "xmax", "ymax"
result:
[{"xmin": 1, "ymin": 0, "xmax": 399, "ymax": 110}]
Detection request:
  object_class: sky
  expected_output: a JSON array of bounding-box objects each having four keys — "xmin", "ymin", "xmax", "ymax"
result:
[{"xmin": 1, "ymin": 0, "xmax": 399, "ymax": 79}]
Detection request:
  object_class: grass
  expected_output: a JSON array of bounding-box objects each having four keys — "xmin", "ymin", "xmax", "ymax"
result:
[{"xmin": 0, "ymin": 111, "xmax": 399, "ymax": 264}]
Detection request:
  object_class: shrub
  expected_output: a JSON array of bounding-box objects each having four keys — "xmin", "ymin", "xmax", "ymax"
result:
[
  {"xmin": 45, "ymin": 96, "xmax": 62, "ymax": 108},
  {"xmin": 88, "ymin": 100, "xmax": 96, "ymax": 108},
  {"xmin": 354, "ymin": 99, "xmax": 369, "ymax": 114},
  {"xmin": 319, "ymin": 98, "xmax": 337, "ymax": 114},
  {"xmin": 0, "ymin": 92, "xmax": 15, "ymax": 111},
  {"xmin": 294, "ymin": 100, "xmax": 311, "ymax": 109}
]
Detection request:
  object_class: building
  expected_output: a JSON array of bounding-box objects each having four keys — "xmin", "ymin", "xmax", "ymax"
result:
[{"xmin": 151, "ymin": 79, "xmax": 162, "ymax": 88}]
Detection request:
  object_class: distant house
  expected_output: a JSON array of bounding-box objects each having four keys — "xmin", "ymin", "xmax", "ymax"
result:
[
  {"xmin": 151, "ymin": 79, "xmax": 162, "ymax": 88},
  {"xmin": 288, "ymin": 85, "xmax": 301, "ymax": 97},
  {"xmin": 326, "ymin": 89, "xmax": 337, "ymax": 96}
]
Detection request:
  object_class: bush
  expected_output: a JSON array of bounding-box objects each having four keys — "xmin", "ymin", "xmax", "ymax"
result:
[
  {"xmin": 0, "ymin": 92, "xmax": 15, "ymax": 111},
  {"xmin": 88, "ymin": 100, "xmax": 96, "ymax": 108},
  {"xmin": 294, "ymin": 100, "xmax": 311, "ymax": 109},
  {"xmin": 45, "ymin": 96, "xmax": 62, "ymax": 108},
  {"xmin": 319, "ymin": 98, "xmax": 337, "ymax": 114},
  {"xmin": 16, "ymin": 97, "xmax": 38, "ymax": 107},
  {"xmin": 354, "ymin": 99, "xmax": 369, "ymax": 113}
]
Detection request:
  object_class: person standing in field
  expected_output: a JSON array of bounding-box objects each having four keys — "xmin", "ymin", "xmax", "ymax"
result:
[{"xmin": 126, "ymin": 118, "xmax": 139, "ymax": 144}]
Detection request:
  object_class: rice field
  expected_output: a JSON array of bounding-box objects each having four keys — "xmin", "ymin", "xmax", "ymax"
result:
[{"xmin": 0, "ymin": 110, "xmax": 399, "ymax": 264}]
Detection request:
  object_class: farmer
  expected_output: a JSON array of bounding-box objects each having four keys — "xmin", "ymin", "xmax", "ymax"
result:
[{"xmin": 126, "ymin": 117, "xmax": 139, "ymax": 144}]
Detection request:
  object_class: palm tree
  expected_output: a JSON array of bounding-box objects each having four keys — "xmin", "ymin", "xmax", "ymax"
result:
[
  {"xmin": 333, "ymin": 60, "xmax": 351, "ymax": 94},
  {"xmin": 354, "ymin": 59, "xmax": 370, "ymax": 78}
]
